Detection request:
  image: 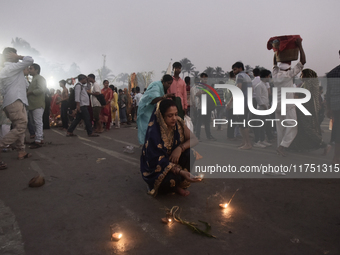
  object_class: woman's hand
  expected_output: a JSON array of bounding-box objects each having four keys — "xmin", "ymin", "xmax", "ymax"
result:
[
  {"xmin": 169, "ymin": 147, "xmax": 182, "ymax": 164},
  {"xmin": 164, "ymin": 93, "xmax": 175, "ymax": 99},
  {"xmin": 180, "ymin": 170, "xmax": 202, "ymax": 183}
]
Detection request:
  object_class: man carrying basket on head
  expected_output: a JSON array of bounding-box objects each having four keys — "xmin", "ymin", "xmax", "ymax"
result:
[{"xmin": 271, "ymin": 37, "xmax": 306, "ymax": 157}]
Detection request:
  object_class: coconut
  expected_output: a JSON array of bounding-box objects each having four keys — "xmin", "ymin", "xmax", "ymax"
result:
[{"xmin": 28, "ymin": 175, "xmax": 45, "ymax": 188}]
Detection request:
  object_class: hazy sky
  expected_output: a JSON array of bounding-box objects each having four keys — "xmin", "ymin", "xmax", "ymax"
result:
[{"xmin": 1, "ymin": 0, "xmax": 339, "ymax": 86}]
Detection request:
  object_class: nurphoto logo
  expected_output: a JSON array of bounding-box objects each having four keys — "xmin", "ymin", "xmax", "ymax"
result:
[{"xmin": 199, "ymin": 84, "xmax": 312, "ymax": 128}]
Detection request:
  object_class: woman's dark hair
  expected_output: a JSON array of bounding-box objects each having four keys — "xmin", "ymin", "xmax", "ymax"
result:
[
  {"xmin": 161, "ymin": 74, "xmax": 173, "ymax": 83},
  {"xmin": 109, "ymin": 85, "xmax": 114, "ymax": 91},
  {"xmin": 159, "ymin": 99, "xmax": 177, "ymax": 117},
  {"xmin": 103, "ymin": 79, "xmax": 109, "ymax": 85},
  {"xmin": 118, "ymin": 89, "xmax": 122, "ymax": 93},
  {"xmin": 301, "ymin": 68, "xmax": 317, "ymax": 78},
  {"xmin": 184, "ymin": 76, "xmax": 190, "ymax": 84}
]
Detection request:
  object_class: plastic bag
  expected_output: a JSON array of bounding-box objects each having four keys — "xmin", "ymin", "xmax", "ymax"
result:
[
  {"xmin": 123, "ymin": 145, "xmax": 135, "ymax": 154},
  {"xmin": 184, "ymin": 115, "xmax": 194, "ymax": 133}
]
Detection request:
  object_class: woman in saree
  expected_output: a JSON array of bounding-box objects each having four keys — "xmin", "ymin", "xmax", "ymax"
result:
[
  {"xmin": 289, "ymin": 69, "xmax": 327, "ymax": 151},
  {"xmin": 50, "ymin": 89, "xmax": 61, "ymax": 124},
  {"xmin": 141, "ymin": 99, "xmax": 201, "ymax": 197},
  {"xmin": 137, "ymin": 74, "xmax": 175, "ymax": 145},
  {"xmin": 118, "ymin": 89, "xmax": 128, "ymax": 125},
  {"xmin": 110, "ymin": 85, "xmax": 120, "ymax": 128},
  {"xmin": 100, "ymin": 80, "xmax": 113, "ymax": 131}
]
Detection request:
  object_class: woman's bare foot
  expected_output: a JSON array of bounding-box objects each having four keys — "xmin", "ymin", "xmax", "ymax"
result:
[{"xmin": 175, "ymin": 187, "xmax": 190, "ymax": 196}]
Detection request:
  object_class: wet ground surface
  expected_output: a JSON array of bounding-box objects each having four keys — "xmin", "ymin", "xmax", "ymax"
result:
[{"xmin": 0, "ymin": 122, "xmax": 339, "ymax": 255}]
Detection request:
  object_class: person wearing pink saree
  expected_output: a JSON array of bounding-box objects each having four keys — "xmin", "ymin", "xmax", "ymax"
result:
[{"xmin": 100, "ymin": 80, "xmax": 113, "ymax": 131}]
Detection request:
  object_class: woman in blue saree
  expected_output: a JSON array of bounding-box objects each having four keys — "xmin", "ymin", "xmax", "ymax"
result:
[
  {"xmin": 141, "ymin": 99, "xmax": 201, "ymax": 197},
  {"xmin": 137, "ymin": 75, "xmax": 175, "ymax": 145}
]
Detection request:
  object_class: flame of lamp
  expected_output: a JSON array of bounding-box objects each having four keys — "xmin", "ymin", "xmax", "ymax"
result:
[
  {"xmin": 111, "ymin": 233, "xmax": 122, "ymax": 241},
  {"xmin": 161, "ymin": 217, "xmax": 172, "ymax": 224}
]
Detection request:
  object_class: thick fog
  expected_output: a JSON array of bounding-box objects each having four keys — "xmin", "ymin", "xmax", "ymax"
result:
[{"xmin": 1, "ymin": 0, "xmax": 339, "ymax": 89}]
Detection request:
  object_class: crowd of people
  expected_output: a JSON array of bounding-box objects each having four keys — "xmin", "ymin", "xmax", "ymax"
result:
[
  {"xmin": 0, "ymin": 40, "xmax": 339, "ymax": 197},
  {"xmin": 137, "ymin": 39, "xmax": 340, "ymax": 197},
  {"xmin": 0, "ymin": 47, "xmax": 146, "ymax": 169}
]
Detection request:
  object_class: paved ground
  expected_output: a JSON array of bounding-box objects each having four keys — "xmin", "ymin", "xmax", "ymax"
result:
[{"xmin": 0, "ymin": 122, "xmax": 339, "ymax": 255}]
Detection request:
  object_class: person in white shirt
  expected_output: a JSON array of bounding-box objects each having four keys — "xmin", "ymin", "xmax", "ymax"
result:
[
  {"xmin": 0, "ymin": 47, "xmax": 34, "ymax": 164},
  {"xmin": 252, "ymin": 68, "xmax": 261, "ymax": 109},
  {"xmin": 193, "ymin": 73, "xmax": 216, "ymax": 141},
  {"xmin": 87, "ymin": 74, "xmax": 102, "ymax": 133},
  {"xmin": 272, "ymin": 38, "xmax": 306, "ymax": 156},
  {"xmin": 135, "ymin": 86, "xmax": 143, "ymax": 115},
  {"xmin": 253, "ymin": 69, "xmax": 272, "ymax": 148}
]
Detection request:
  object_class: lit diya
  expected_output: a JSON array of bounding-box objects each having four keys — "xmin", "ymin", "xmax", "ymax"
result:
[
  {"xmin": 111, "ymin": 233, "xmax": 122, "ymax": 241},
  {"xmin": 219, "ymin": 203, "xmax": 228, "ymax": 209},
  {"xmin": 161, "ymin": 218, "xmax": 172, "ymax": 224}
]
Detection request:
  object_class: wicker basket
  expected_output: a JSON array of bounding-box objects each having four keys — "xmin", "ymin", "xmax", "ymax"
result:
[{"xmin": 275, "ymin": 48, "xmax": 299, "ymax": 62}]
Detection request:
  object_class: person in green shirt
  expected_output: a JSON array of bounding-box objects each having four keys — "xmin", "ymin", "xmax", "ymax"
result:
[{"xmin": 27, "ymin": 63, "xmax": 46, "ymax": 148}]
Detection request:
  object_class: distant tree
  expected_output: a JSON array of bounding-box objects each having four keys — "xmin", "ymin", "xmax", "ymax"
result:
[
  {"xmin": 203, "ymin": 66, "xmax": 216, "ymax": 78},
  {"xmin": 117, "ymin": 73, "xmax": 130, "ymax": 86},
  {"xmin": 97, "ymin": 66, "xmax": 115, "ymax": 84},
  {"xmin": 192, "ymin": 71, "xmax": 200, "ymax": 78},
  {"xmin": 180, "ymin": 58, "xmax": 195, "ymax": 77},
  {"xmin": 11, "ymin": 37, "xmax": 40, "ymax": 56},
  {"xmin": 224, "ymin": 72, "xmax": 230, "ymax": 79},
  {"xmin": 214, "ymin": 66, "xmax": 225, "ymax": 78}
]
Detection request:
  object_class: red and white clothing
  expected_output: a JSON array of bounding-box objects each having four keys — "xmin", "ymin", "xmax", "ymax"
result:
[{"xmin": 273, "ymin": 62, "xmax": 304, "ymax": 148}]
